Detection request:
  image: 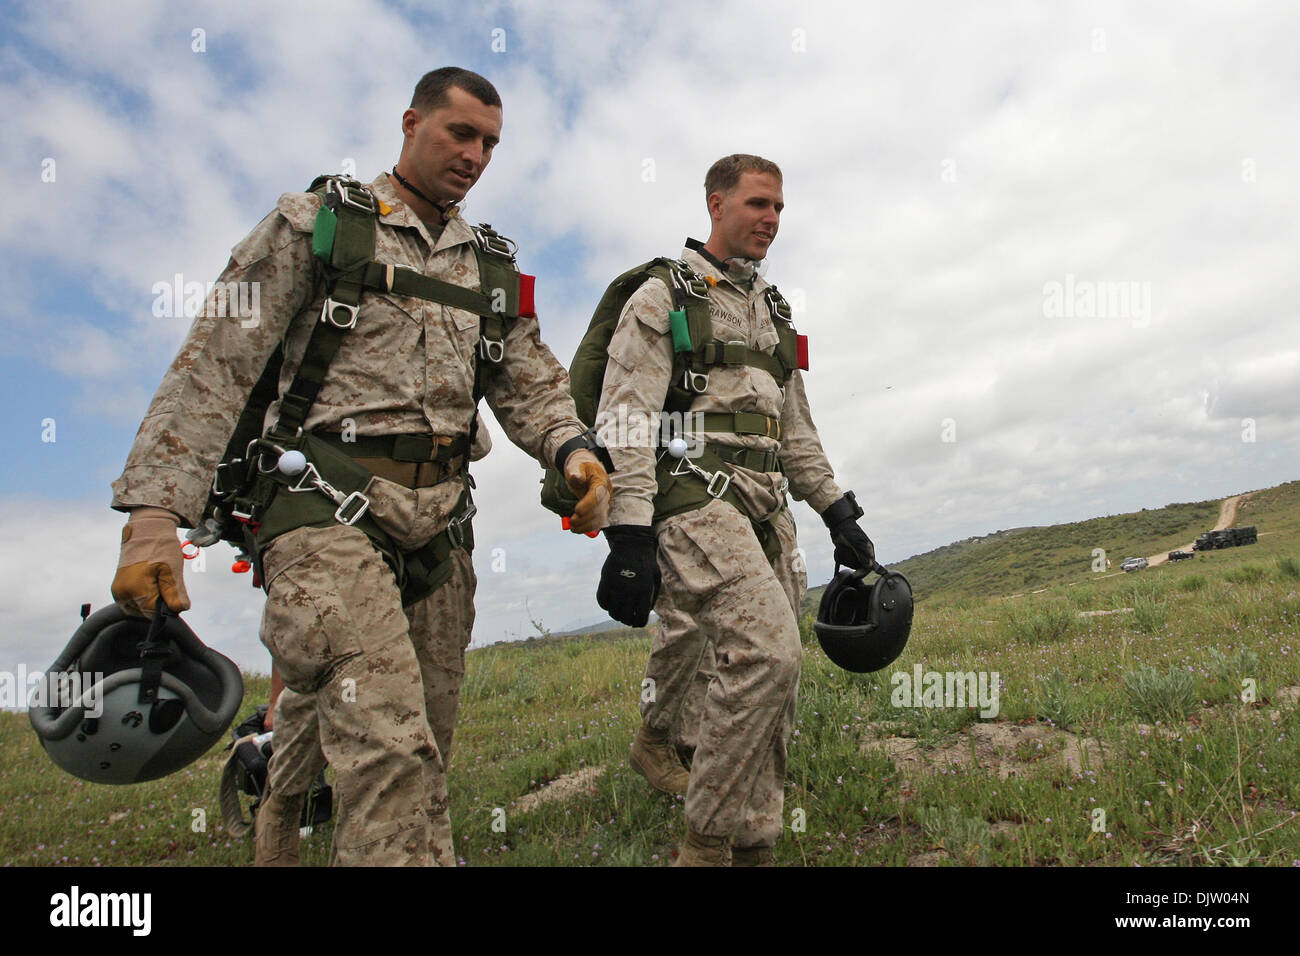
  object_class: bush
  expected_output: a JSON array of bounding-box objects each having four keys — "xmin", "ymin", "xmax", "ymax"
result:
[
  {"xmin": 1178, "ymin": 574, "xmax": 1208, "ymax": 593},
  {"xmin": 1004, "ymin": 602, "xmax": 1074, "ymax": 644},
  {"xmin": 1132, "ymin": 592, "xmax": 1168, "ymax": 634},
  {"xmin": 1123, "ymin": 665, "xmax": 1197, "ymax": 723},
  {"xmin": 1224, "ymin": 564, "xmax": 1267, "ymax": 585},
  {"xmin": 1276, "ymin": 556, "xmax": 1300, "ymax": 581},
  {"xmin": 1207, "ymin": 646, "xmax": 1259, "ymax": 682},
  {"xmin": 1034, "ymin": 669, "xmax": 1082, "ymax": 730}
]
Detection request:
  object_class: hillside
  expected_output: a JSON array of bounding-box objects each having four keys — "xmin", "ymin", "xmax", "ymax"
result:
[{"xmin": 815, "ymin": 479, "xmax": 1300, "ymax": 607}]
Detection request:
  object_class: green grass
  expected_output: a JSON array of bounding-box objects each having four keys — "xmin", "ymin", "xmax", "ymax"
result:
[{"xmin": 4, "ymin": 483, "xmax": 1299, "ymax": 866}]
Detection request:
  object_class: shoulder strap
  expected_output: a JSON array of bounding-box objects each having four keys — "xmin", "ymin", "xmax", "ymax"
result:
[{"xmin": 271, "ymin": 176, "xmax": 377, "ymax": 438}]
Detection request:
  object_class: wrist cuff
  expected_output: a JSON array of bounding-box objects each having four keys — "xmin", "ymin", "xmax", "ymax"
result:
[{"xmin": 821, "ymin": 490, "xmax": 863, "ymax": 529}]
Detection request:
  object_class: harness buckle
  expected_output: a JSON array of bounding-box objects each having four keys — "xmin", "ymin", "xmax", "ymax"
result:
[
  {"xmin": 670, "ymin": 262, "xmax": 710, "ymax": 301},
  {"xmin": 479, "ymin": 337, "xmax": 505, "ymax": 363},
  {"xmin": 705, "ymin": 470, "xmax": 731, "ymax": 499},
  {"xmin": 473, "ymin": 225, "xmax": 518, "ymax": 261},
  {"xmin": 682, "ymin": 369, "xmax": 709, "ymax": 393},
  {"xmin": 321, "ymin": 297, "xmax": 359, "ymax": 329},
  {"xmin": 333, "ymin": 491, "xmax": 371, "ymax": 526},
  {"xmin": 230, "ymin": 507, "xmax": 260, "ymax": 533},
  {"xmin": 447, "ymin": 499, "xmax": 477, "ymax": 549},
  {"xmin": 666, "ymin": 450, "xmax": 730, "ymax": 500},
  {"xmin": 329, "ymin": 179, "xmax": 376, "ymax": 213},
  {"xmin": 212, "ymin": 462, "xmax": 236, "ymax": 497}
]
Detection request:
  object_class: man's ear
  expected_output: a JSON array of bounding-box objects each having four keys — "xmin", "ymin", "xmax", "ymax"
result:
[
  {"xmin": 401, "ymin": 108, "xmax": 421, "ymax": 140},
  {"xmin": 707, "ymin": 190, "xmax": 724, "ymax": 222}
]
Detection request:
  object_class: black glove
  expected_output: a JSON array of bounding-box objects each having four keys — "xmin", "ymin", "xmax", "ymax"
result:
[
  {"xmin": 821, "ymin": 491, "xmax": 876, "ymax": 571},
  {"xmin": 597, "ymin": 525, "xmax": 661, "ymax": 627}
]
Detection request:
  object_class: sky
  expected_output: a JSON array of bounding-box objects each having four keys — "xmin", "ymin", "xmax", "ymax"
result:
[{"xmin": 1, "ymin": 0, "xmax": 1297, "ymax": 682}]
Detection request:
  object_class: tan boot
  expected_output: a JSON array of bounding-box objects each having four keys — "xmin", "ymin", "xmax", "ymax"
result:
[
  {"xmin": 254, "ymin": 791, "xmax": 304, "ymax": 867},
  {"xmin": 731, "ymin": 844, "xmax": 776, "ymax": 866},
  {"xmin": 672, "ymin": 829, "xmax": 731, "ymax": 867},
  {"xmin": 629, "ymin": 723, "xmax": 691, "ymax": 794}
]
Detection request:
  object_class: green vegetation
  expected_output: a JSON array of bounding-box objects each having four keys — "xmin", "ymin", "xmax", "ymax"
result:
[{"xmin": 2, "ymin": 482, "xmax": 1298, "ymax": 866}]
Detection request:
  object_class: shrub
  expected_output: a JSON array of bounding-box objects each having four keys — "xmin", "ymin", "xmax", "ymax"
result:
[
  {"xmin": 1123, "ymin": 665, "xmax": 1197, "ymax": 723},
  {"xmin": 1034, "ymin": 669, "xmax": 1082, "ymax": 730},
  {"xmin": 1004, "ymin": 602, "xmax": 1074, "ymax": 644},
  {"xmin": 1131, "ymin": 592, "xmax": 1168, "ymax": 634}
]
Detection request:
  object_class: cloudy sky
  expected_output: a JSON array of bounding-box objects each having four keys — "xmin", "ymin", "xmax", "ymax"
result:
[{"xmin": 2, "ymin": 0, "xmax": 1297, "ymax": 681}]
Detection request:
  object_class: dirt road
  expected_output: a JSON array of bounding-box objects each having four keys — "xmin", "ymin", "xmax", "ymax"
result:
[{"xmin": 1145, "ymin": 493, "xmax": 1248, "ymax": 567}]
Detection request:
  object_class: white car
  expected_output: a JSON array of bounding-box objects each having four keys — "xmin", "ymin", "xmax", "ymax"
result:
[{"xmin": 1122, "ymin": 557, "xmax": 1148, "ymax": 572}]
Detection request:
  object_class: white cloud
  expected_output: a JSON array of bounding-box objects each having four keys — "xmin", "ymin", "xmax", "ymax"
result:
[{"xmin": 1, "ymin": 0, "xmax": 1297, "ymax": 667}]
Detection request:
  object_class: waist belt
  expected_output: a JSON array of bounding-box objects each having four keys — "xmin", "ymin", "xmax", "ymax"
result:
[
  {"xmin": 706, "ymin": 442, "xmax": 781, "ymax": 475},
  {"xmin": 696, "ymin": 411, "xmax": 782, "ymax": 441},
  {"xmin": 315, "ymin": 432, "xmax": 468, "ymax": 489},
  {"xmin": 314, "ymin": 431, "xmax": 469, "ymax": 462}
]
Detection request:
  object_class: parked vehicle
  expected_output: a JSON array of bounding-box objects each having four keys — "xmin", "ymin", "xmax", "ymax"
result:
[
  {"xmin": 1122, "ymin": 557, "xmax": 1148, "ymax": 572},
  {"xmin": 1168, "ymin": 549, "xmax": 1195, "ymax": 561},
  {"xmin": 1193, "ymin": 526, "xmax": 1258, "ymax": 551}
]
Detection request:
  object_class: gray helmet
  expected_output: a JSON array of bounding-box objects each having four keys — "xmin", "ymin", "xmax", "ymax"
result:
[
  {"xmin": 29, "ymin": 604, "xmax": 244, "ymax": 785},
  {"xmin": 813, "ymin": 564, "xmax": 914, "ymax": 673}
]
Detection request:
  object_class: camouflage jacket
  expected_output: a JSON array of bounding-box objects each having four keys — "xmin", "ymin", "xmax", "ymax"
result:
[
  {"xmin": 112, "ymin": 173, "xmax": 584, "ymax": 527},
  {"xmin": 598, "ymin": 241, "xmax": 843, "ymax": 528}
]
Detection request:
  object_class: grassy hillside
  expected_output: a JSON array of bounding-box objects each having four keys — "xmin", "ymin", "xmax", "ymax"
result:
[
  {"xmin": 3, "ymin": 480, "xmax": 1297, "ymax": 867},
  {"xmin": 869, "ymin": 480, "xmax": 1300, "ymax": 606}
]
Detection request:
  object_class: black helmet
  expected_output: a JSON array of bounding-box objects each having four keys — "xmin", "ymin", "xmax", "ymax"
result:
[
  {"xmin": 29, "ymin": 603, "xmax": 244, "ymax": 785},
  {"xmin": 813, "ymin": 564, "xmax": 914, "ymax": 673}
]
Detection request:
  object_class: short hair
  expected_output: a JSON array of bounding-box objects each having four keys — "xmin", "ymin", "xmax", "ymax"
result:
[
  {"xmin": 410, "ymin": 67, "xmax": 501, "ymax": 112},
  {"xmin": 704, "ymin": 154, "xmax": 782, "ymax": 199}
]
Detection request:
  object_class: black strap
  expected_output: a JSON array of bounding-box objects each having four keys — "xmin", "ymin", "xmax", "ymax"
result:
[{"xmin": 136, "ymin": 604, "xmax": 175, "ymax": 705}]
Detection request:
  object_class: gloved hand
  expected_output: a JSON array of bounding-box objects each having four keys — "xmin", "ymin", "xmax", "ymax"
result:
[
  {"xmin": 597, "ymin": 525, "xmax": 660, "ymax": 627},
  {"xmin": 563, "ymin": 449, "xmax": 611, "ymax": 534},
  {"xmin": 111, "ymin": 507, "xmax": 192, "ymax": 617},
  {"xmin": 821, "ymin": 491, "xmax": 876, "ymax": 571}
]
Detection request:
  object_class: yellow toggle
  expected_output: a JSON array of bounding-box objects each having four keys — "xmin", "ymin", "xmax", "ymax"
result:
[
  {"xmin": 704, "ymin": 275, "xmax": 717, "ymax": 287},
  {"xmin": 378, "ymin": 200, "xmax": 392, "ymax": 215}
]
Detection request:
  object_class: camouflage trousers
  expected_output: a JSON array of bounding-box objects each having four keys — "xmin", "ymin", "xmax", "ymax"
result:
[
  {"xmin": 258, "ymin": 522, "xmax": 475, "ymax": 866},
  {"xmin": 642, "ymin": 498, "xmax": 807, "ymax": 848}
]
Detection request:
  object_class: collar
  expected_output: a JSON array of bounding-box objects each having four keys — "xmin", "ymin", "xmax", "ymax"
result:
[
  {"xmin": 682, "ymin": 237, "xmax": 761, "ymax": 291},
  {"xmin": 369, "ymin": 173, "xmax": 475, "ymax": 252}
]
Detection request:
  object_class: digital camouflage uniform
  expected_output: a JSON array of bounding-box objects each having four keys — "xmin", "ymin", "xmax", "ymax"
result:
[
  {"xmin": 113, "ymin": 173, "xmax": 585, "ymax": 865},
  {"xmin": 599, "ymin": 242, "xmax": 843, "ymax": 849}
]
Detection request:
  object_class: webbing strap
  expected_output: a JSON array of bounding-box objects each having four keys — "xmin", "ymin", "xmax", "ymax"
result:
[
  {"xmin": 359, "ymin": 261, "xmax": 517, "ymax": 318},
  {"xmin": 706, "ymin": 442, "xmax": 781, "ymax": 474},
  {"xmin": 314, "ymin": 431, "xmax": 469, "ymax": 463},
  {"xmin": 696, "ymin": 412, "xmax": 782, "ymax": 441},
  {"xmin": 275, "ymin": 179, "xmax": 377, "ymax": 436},
  {"xmin": 698, "ymin": 341, "xmax": 786, "ymax": 378}
]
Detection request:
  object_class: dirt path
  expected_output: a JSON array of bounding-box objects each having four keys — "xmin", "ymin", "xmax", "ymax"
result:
[{"xmin": 1145, "ymin": 493, "xmax": 1247, "ymax": 567}]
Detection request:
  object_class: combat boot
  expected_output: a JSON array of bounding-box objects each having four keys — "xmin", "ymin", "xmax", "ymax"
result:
[
  {"xmin": 672, "ymin": 829, "xmax": 731, "ymax": 867},
  {"xmin": 629, "ymin": 722, "xmax": 690, "ymax": 794},
  {"xmin": 731, "ymin": 844, "xmax": 776, "ymax": 866},
  {"xmin": 254, "ymin": 791, "xmax": 305, "ymax": 867}
]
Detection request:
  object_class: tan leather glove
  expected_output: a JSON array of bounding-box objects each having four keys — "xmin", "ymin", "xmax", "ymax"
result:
[
  {"xmin": 111, "ymin": 507, "xmax": 192, "ymax": 617},
  {"xmin": 563, "ymin": 449, "xmax": 611, "ymax": 534}
]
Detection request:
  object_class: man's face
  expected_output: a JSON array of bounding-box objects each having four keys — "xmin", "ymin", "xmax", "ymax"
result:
[
  {"xmin": 709, "ymin": 171, "xmax": 784, "ymax": 261},
  {"xmin": 402, "ymin": 86, "xmax": 503, "ymax": 203}
]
